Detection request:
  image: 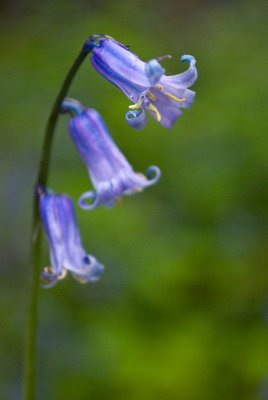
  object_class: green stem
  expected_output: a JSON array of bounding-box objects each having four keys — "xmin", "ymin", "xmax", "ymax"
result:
[{"xmin": 23, "ymin": 46, "xmax": 90, "ymax": 400}]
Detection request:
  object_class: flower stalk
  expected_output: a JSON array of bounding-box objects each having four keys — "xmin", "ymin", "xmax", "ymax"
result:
[{"xmin": 23, "ymin": 44, "xmax": 91, "ymax": 400}]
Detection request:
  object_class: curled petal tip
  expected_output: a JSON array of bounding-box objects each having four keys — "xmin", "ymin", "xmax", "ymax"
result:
[
  {"xmin": 145, "ymin": 59, "xmax": 165, "ymax": 86},
  {"xmin": 79, "ymin": 190, "xmax": 99, "ymax": 210},
  {"xmin": 146, "ymin": 165, "xmax": 161, "ymax": 185},
  {"xmin": 40, "ymin": 267, "xmax": 60, "ymax": 289},
  {"xmin": 73, "ymin": 255, "xmax": 104, "ymax": 283},
  {"xmin": 40, "ymin": 280, "xmax": 59, "ymax": 289},
  {"xmin": 180, "ymin": 55, "xmax": 196, "ymax": 65},
  {"xmin": 87, "ymin": 255, "xmax": 105, "ymax": 282},
  {"xmin": 125, "ymin": 108, "xmax": 147, "ymax": 130}
]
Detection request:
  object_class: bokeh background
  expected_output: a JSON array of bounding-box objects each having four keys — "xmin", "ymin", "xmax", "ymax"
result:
[{"xmin": 1, "ymin": 0, "xmax": 268, "ymax": 399}]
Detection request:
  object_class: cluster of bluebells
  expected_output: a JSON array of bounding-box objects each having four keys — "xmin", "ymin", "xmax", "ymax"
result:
[{"xmin": 39, "ymin": 34, "xmax": 197, "ymax": 288}]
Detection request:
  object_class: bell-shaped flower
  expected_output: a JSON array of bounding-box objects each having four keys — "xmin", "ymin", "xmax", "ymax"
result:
[
  {"xmin": 61, "ymin": 98, "xmax": 161, "ymax": 210},
  {"xmin": 85, "ymin": 34, "xmax": 197, "ymax": 129},
  {"xmin": 38, "ymin": 187, "xmax": 104, "ymax": 288}
]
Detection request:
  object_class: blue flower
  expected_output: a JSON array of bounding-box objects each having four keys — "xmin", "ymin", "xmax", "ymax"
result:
[
  {"xmin": 61, "ymin": 98, "xmax": 161, "ymax": 210},
  {"xmin": 85, "ymin": 34, "xmax": 197, "ymax": 129},
  {"xmin": 38, "ymin": 187, "xmax": 104, "ymax": 288}
]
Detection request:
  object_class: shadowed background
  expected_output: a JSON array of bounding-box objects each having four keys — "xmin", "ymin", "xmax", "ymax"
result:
[{"xmin": 1, "ymin": 0, "xmax": 268, "ymax": 399}]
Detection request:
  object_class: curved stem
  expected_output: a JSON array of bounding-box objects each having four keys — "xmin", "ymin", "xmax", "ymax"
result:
[{"xmin": 23, "ymin": 46, "xmax": 90, "ymax": 400}]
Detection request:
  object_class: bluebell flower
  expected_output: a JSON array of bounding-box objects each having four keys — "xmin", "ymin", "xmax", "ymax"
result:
[
  {"xmin": 85, "ymin": 34, "xmax": 197, "ymax": 129},
  {"xmin": 38, "ymin": 187, "xmax": 104, "ymax": 288},
  {"xmin": 61, "ymin": 98, "xmax": 161, "ymax": 210}
]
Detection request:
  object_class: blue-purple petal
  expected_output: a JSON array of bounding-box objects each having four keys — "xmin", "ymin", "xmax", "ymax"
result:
[
  {"xmin": 145, "ymin": 166, "xmax": 161, "ymax": 185},
  {"xmin": 72, "ymin": 255, "xmax": 104, "ymax": 283},
  {"xmin": 90, "ymin": 38, "xmax": 151, "ymax": 102},
  {"xmin": 161, "ymin": 55, "xmax": 197, "ymax": 89},
  {"xmin": 125, "ymin": 109, "xmax": 147, "ymax": 130},
  {"xmin": 39, "ymin": 190, "xmax": 104, "ymax": 287},
  {"xmin": 144, "ymin": 59, "xmax": 165, "ymax": 86},
  {"xmin": 79, "ymin": 190, "xmax": 100, "ymax": 210},
  {"xmin": 63, "ymin": 100, "xmax": 161, "ymax": 208},
  {"xmin": 89, "ymin": 37, "xmax": 197, "ymax": 128}
]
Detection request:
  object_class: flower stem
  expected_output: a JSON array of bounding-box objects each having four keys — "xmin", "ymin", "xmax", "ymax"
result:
[{"xmin": 23, "ymin": 45, "xmax": 91, "ymax": 400}]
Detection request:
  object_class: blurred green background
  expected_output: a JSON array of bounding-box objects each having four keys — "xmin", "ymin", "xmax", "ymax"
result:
[{"xmin": 1, "ymin": 0, "xmax": 268, "ymax": 399}]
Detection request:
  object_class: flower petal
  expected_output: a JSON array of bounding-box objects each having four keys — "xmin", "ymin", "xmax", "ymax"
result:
[
  {"xmin": 63, "ymin": 99, "xmax": 161, "ymax": 208},
  {"xmin": 90, "ymin": 38, "xmax": 151, "ymax": 102},
  {"xmin": 145, "ymin": 165, "xmax": 161, "ymax": 185},
  {"xmin": 125, "ymin": 108, "xmax": 147, "ymax": 130},
  {"xmin": 144, "ymin": 59, "xmax": 165, "ymax": 86},
  {"xmin": 72, "ymin": 255, "xmax": 104, "ymax": 283},
  {"xmin": 161, "ymin": 55, "xmax": 197, "ymax": 89},
  {"xmin": 39, "ymin": 189, "xmax": 104, "ymax": 286}
]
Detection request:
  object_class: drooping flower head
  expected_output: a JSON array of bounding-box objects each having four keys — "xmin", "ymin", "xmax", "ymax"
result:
[
  {"xmin": 38, "ymin": 186, "xmax": 104, "ymax": 288},
  {"xmin": 61, "ymin": 98, "xmax": 161, "ymax": 210},
  {"xmin": 85, "ymin": 34, "xmax": 197, "ymax": 129}
]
